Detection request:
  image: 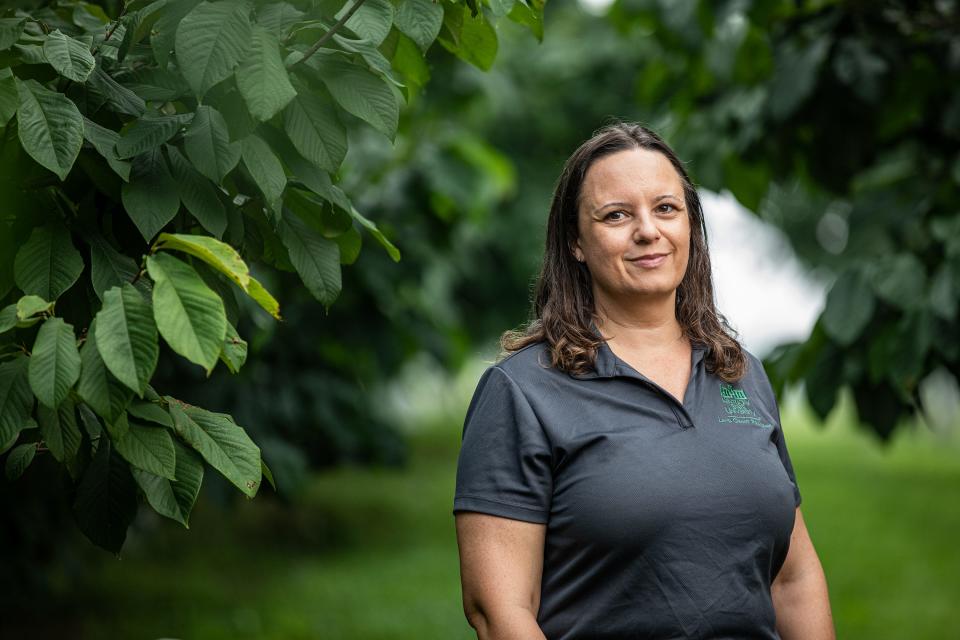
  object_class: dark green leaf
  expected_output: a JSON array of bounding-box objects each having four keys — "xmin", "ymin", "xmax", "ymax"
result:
[
  {"xmin": 15, "ymin": 78, "xmax": 84, "ymax": 181},
  {"xmin": 28, "ymin": 317, "xmax": 82, "ymax": 410},
  {"xmin": 121, "ymin": 147, "xmax": 180, "ymax": 242},
  {"xmin": 14, "ymin": 224, "xmax": 84, "ymax": 300},
  {"xmin": 73, "ymin": 438, "xmax": 138, "ymax": 553}
]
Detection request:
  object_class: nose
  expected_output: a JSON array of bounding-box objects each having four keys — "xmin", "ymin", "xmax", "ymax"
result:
[{"xmin": 632, "ymin": 209, "xmax": 661, "ymax": 243}]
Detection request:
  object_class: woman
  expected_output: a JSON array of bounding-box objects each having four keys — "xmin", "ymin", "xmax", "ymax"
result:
[{"xmin": 453, "ymin": 122, "xmax": 834, "ymax": 639}]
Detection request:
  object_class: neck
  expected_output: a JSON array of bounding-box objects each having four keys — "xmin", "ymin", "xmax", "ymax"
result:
[{"xmin": 592, "ymin": 291, "xmax": 684, "ymax": 351}]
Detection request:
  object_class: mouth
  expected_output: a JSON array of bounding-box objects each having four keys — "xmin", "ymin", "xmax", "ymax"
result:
[{"xmin": 627, "ymin": 253, "xmax": 669, "ymax": 268}]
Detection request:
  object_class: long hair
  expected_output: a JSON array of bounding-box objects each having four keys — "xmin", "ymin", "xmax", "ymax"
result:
[{"xmin": 499, "ymin": 121, "xmax": 747, "ymax": 381}]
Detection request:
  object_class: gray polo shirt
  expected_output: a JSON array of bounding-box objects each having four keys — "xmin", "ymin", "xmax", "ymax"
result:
[{"xmin": 453, "ymin": 334, "xmax": 801, "ymax": 640}]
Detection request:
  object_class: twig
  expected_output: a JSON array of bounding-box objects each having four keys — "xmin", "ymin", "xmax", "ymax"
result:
[
  {"xmin": 92, "ymin": 2, "xmax": 128, "ymax": 55},
  {"xmin": 290, "ymin": 0, "xmax": 368, "ymax": 67}
]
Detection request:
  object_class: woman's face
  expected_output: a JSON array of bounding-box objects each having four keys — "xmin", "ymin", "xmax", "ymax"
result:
[{"xmin": 572, "ymin": 148, "xmax": 691, "ymax": 307}]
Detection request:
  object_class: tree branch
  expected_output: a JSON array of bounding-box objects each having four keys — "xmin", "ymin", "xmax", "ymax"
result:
[{"xmin": 290, "ymin": 0, "xmax": 368, "ymax": 68}]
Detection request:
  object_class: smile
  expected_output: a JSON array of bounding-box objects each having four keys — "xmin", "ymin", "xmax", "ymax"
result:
[{"xmin": 627, "ymin": 254, "xmax": 668, "ymax": 268}]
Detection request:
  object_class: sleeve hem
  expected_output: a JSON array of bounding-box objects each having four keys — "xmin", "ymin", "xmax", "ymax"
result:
[{"xmin": 453, "ymin": 495, "xmax": 550, "ymax": 524}]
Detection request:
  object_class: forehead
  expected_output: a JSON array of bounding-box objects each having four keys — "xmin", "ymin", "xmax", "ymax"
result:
[{"xmin": 579, "ymin": 148, "xmax": 683, "ymax": 208}]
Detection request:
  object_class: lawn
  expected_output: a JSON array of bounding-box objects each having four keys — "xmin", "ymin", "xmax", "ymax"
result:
[{"xmin": 45, "ymin": 384, "xmax": 960, "ymax": 639}]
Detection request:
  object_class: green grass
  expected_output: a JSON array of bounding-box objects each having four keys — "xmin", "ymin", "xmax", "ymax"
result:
[{"xmin": 50, "ymin": 389, "xmax": 960, "ymax": 639}]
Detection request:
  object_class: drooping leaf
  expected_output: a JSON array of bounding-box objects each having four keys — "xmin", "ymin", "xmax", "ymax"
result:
[
  {"xmin": 0, "ymin": 357, "xmax": 33, "ymax": 443},
  {"xmin": 127, "ymin": 399, "xmax": 174, "ymax": 428},
  {"xmin": 0, "ymin": 67, "xmax": 17, "ymax": 126},
  {"xmin": 94, "ymin": 283, "xmax": 159, "ymax": 396},
  {"xmin": 15, "ymin": 78, "xmax": 84, "ymax": 181},
  {"xmin": 36, "ymin": 395, "xmax": 81, "ymax": 462},
  {"xmin": 0, "ymin": 18, "xmax": 25, "ymax": 52},
  {"xmin": 336, "ymin": 0, "xmax": 394, "ymax": 46},
  {"xmin": 282, "ymin": 87, "xmax": 347, "ymax": 173},
  {"xmin": 348, "ymin": 204, "xmax": 400, "ymax": 262},
  {"xmin": 146, "ymin": 252, "xmax": 227, "ymax": 374},
  {"xmin": 151, "ymin": 232, "xmax": 251, "ymax": 290},
  {"xmin": 278, "ymin": 208, "xmax": 341, "ymax": 308},
  {"xmin": 82, "ymin": 117, "xmax": 132, "ymax": 180},
  {"xmin": 114, "ymin": 421, "xmax": 176, "ymax": 480},
  {"xmin": 43, "ymin": 29, "xmax": 96, "ymax": 83},
  {"xmin": 121, "ymin": 147, "xmax": 180, "ymax": 242},
  {"xmin": 82, "ymin": 228, "xmax": 143, "ymax": 300},
  {"xmin": 175, "ymin": 0, "xmax": 253, "ymax": 97},
  {"xmin": 28, "ymin": 317, "xmax": 82, "ymax": 410},
  {"xmin": 395, "ymin": 0, "xmax": 444, "ymax": 53},
  {"xmin": 183, "ymin": 104, "xmax": 241, "ymax": 183},
  {"xmin": 822, "ymin": 268, "xmax": 875, "ymax": 346},
  {"xmin": 236, "ymin": 26, "xmax": 296, "ymax": 122},
  {"xmin": 5, "ymin": 443, "xmax": 36, "ymax": 481},
  {"xmin": 246, "ymin": 275, "xmax": 281, "ymax": 320},
  {"xmin": 165, "ymin": 145, "xmax": 227, "ymax": 238},
  {"xmin": 167, "ymin": 399, "xmax": 260, "ymax": 497},
  {"xmin": 115, "ymin": 113, "xmax": 193, "ymax": 159},
  {"xmin": 308, "ymin": 54, "xmax": 399, "ymax": 139},
  {"xmin": 77, "ymin": 317, "xmax": 136, "ymax": 423},
  {"xmin": 14, "ymin": 225, "xmax": 84, "ymax": 300},
  {"xmin": 87, "ymin": 67, "xmax": 146, "ymax": 117},
  {"xmin": 240, "ymin": 134, "xmax": 286, "ymax": 212},
  {"xmin": 73, "ymin": 438, "xmax": 138, "ymax": 553},
  {"xmin": 133, "ymin": 439, "xmax": 204, "ymax": 526}
]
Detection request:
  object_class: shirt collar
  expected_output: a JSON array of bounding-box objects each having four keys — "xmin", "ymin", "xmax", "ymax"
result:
[{"xmin": 571, "ymin": 318, "xmax": 706, "ymax": 380}]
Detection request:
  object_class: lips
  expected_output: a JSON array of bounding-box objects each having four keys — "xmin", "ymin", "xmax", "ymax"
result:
[{"xmin": 628, "ymin": 253, "xmax": 668, "ymax": 267}]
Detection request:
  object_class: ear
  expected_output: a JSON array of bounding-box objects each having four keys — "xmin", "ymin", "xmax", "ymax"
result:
[{"xmin": 570, "ymin": 239, "xmax": 584, "ymax": 263}]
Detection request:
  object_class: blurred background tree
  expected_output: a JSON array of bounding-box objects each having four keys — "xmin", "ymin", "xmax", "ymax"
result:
[{"xmin": 2, "ymin": 0, "xmax": 958, "ymax": 638}]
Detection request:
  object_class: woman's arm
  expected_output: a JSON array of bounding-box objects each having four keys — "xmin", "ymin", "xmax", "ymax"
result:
[
  {"xmin": 772, "ymin": 507, "xmax": 836, "ymax": 640},
  {"xmin": 455, "ymin": 511, "xmax": 549, "ymax": 640}
]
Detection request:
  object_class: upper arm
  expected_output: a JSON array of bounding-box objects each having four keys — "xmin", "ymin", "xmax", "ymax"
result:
[
  {"xmin": 774, "ymin": 507, "xmax": 821, "ymax": 585},
  {"xmin": 455, "ymin": 511, "xmax": 547, "ymax": 623}
]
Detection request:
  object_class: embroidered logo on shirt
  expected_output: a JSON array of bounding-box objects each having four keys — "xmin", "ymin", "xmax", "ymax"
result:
[{"xmin": 718, "ymin": 383, "xmax": 772, "ymax": 428}]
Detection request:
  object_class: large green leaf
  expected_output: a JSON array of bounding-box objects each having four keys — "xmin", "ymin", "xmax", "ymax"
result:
[
  {"xmin": 282, "ymin": 87, "xmax": 347, "ymax": 173},
  {"xmin": 115, "ymin": 113, "xmax": 192, "ymax": 159},
  {"xmin": 0, "ymin": 67, "xmax": 17, "ymax": 126},
  {"xmin": 246, "ymin": 275, "xmax": 281, "ymax": 320},
  {"xmin": 86, "ymin": 67, "xmax": 146, "ymax": 117},
  {"xmin": 146, "ymin": 252, "xmax": 227, "ymax": 374},
  {"xmin": 151, "ymin": 232, "xmax": 251, "ymax": 290},
  {"xmin": 241, "ymin": 134, "xmax": 285, "ymax": 212},
  {"xmin": 114, "ymin": 421, "xmax": 176, "ymax": 480},
  {"xmin": 167, "ymin": 399, "xmax": 260, "ymax": 497},
  {"xmin": 236, "ymin": 25, "xmax": 296, "ymax": 122},
  {"xmin": 43, "ymin": 29, "xmax": 96, "ymax": 83},
  {"xmin": 121, "ymin": 147, "xmax": 181, "ymax": 242},
  {"xmin": 13, "ymin": 225, "xmax": 84, "ymax": 300},
  {"xmin": 0, "ymin": 18, "xmax": 25, "ymax": 51},
  {"xmin": 133, "ymin": 439, "xmax": 204, "ymax": 526},
  {"xmin": 452, "ymin": 11, "xmax": 498, "ymax": 72},
  {"xmin": 15, "ymin": 78, "xmax": 84, "ymax": 181},
  {"xmin": 279, "ymin": 209, "xmax": 341, "ymax": 308},
  {"xmin": 822, "ymin": 268, "xmax": 875, "ymax": 346},
  {"xmin": 0, "ymin": 357, "xmax": 33, "ymax": 442},
  {"xmin": 872, "ymin": 254, "xmax": 927, "ymax": 310},
  {"xmin": 395, "ymin": 0, "xmax": 444, "ymax": 53},
  {"xmin": 336, "ymin": 0, "xmax": 394, "ymax": 46},
  {"xmin": 28, "ymin": 317, "xmax": 81, "ymax": 410},
  {"xmin": 82, "ymin": 117, "xmax": 132, "ymax": 180},
  {"xmin": 183, "ymin": 105, "xmax": 240, "ymax": 183},
  {"xmin": 73, "ymin": 438, "xmax": 138, "ymax": 553},
  {"xmin": 95, "ymin": 283, "xmax": 159, "ymax": 397},
  {"xmin": 5, "ymin": 443, "xmax": 36, "ymax": 481},
  {"xmin": 309, "ymin": 55, "xmax": 399, "ymax": 139},
  {"xmin": 36, "ymin": 396, "xmax": 81, "ymax": 462},
  {"xmin": 82, "ymin": 228, "xmax": 145, "ymax": 301},
  {"xmin": 77, "ymin": 318, "xmax": 135, "ymax": 423},
  {"xmin": 165, "ymin": 145, "xmax": 227, "ymax": 238},
  {"xmin": 175, "ymin": 0, "xmax": 252, "ymax": 97},
  {"xmin": 349, "ymin": 204, "xmax": 400, "ymax": 262}
]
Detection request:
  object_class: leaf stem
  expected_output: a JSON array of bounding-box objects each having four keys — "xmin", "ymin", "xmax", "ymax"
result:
[{"xmin": 290, "ymin": 0, "xmax": 368, "ymax": 67}]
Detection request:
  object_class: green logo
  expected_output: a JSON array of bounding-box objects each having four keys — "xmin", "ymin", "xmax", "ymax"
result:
[{"xmin": 718, "ymin": 383, "xmax": 771, "ymax": 428}]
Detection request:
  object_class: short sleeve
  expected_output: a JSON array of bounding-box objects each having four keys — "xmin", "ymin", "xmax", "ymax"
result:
[
  {"xmin": 753, "ymin": 356, "xmax": 802, "ymax": 507},
  {"xmin": 453, "ymin": 365, "xmax": 554, "ymax": 523}
]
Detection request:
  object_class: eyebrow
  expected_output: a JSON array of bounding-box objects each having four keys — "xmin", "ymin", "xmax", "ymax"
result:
[{"xmin": 591, "ymin": 194, "xmax": 681, "ymax": 215}]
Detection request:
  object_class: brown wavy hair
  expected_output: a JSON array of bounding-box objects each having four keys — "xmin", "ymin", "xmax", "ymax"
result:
[{"xmin": 499, "ymin": 121, "xmax": 747, "ymax": 381}]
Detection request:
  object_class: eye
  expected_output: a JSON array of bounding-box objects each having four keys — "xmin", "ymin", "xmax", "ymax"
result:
[
  {"xmin": 604, "ymin": 210, "xmax": 627, "ymax": 221},
  {"xmin": 657, "ymin": 203, "xmax": 679, "ymax": 214}
]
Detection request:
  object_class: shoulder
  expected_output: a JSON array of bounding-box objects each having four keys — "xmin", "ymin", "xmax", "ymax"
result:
[{"xmin": 491, "ymin": 340, "xmax": 554, "ymax": 384}]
